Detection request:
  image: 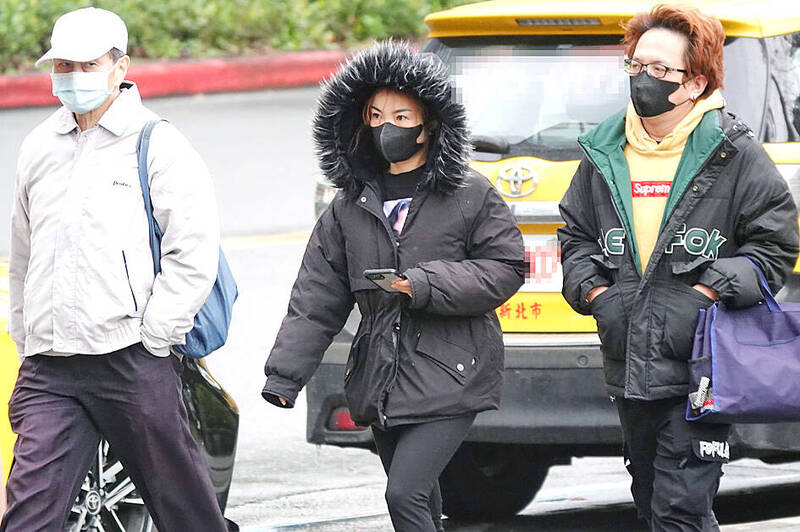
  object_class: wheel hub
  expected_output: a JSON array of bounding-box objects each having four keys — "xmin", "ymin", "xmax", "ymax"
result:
[
  {"xmin": 68, "ymin": 442, "xmax": 150, "ymax": 531},
  {"xmin": 85, "ymin": 490, "xmax": 103, "ymax": 515}
]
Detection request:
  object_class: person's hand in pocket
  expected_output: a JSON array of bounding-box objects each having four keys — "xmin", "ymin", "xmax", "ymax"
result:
[
  {"xmin": 587, "ymin": 285, "xmax": 609, "ymax": 304},
  {"xmin": 692, "ymin": 284, "xmax": 718, "ymax": 301}
]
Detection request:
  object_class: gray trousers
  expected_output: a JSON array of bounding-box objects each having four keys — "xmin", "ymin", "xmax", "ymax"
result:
[{"xmin": 0, "ymin": 343, "xmax": 228, "ymax": 532}]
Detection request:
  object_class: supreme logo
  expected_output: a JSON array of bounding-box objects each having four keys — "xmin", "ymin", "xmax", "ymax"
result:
[{"xmin": 632, "ymin": 181, "xmax": 671, "ymax": 198}]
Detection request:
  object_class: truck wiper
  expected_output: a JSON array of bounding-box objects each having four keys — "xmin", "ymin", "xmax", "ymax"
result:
[{"xmin": 471, "ymin": 135, "xmax": 510, "ymax": 154}]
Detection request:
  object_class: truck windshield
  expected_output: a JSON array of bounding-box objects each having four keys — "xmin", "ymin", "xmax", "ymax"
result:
[
  {"xmin": 425, "ymin": 36, "xmax": 629, "ymax": 161},
  {"xmin": 424, "ymin": 35, "xmax": 769, "ymax": 158}
]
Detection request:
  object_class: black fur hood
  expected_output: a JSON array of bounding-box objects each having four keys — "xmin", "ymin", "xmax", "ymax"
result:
[{"xmin": 313, "ymin": 41, "xmax": 471, "ymax": 197}]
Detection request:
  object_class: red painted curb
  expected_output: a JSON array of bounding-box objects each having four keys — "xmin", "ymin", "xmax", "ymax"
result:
[{"xmin": 0, "ymin": 50, "xmax": 348, "ymax": 109}]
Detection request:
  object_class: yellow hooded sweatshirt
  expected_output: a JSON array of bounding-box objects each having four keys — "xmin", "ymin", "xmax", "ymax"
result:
[{"xmin": 624, "ymin": 89, "xmax": 725, "ymax": 270}]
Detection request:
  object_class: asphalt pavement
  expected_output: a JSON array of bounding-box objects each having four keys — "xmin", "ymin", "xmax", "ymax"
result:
[
  {"xmin": 3, "ymin": 88, "xmax": 800, "ymax": 530},
  {"xmin": 0, "ymin": 86, "xmax": 322, "ymax": 256}
]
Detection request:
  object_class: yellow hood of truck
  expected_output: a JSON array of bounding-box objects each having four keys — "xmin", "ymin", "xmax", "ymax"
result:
[
  {"xmin": 427, "ymin": 0, "xmax": 800, "ymax": 39},
  {"xmin": 0, "ymin": 262, "xmax": 18, "ymax": 481}
]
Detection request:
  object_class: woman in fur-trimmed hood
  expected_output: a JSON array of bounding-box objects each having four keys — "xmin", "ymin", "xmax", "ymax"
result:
[{"xmin": 262, "ymin": 42, "xmax": 524, "ymax": 532}]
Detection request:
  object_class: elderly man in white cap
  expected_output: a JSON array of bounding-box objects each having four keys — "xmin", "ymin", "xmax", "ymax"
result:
[{"xmin": 2, "ymin": 7, "xmax": 228, "ymax": 531}]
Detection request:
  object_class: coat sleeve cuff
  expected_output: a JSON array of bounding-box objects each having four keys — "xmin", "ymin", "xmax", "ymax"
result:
[
  {"xmin": 697, "ymin": 264, "xmax": 729, "ymax": 295},
  {"xmin": 577, "ymin": 274, "xmax": 610, "ymax": 315},
  {"xmin": 697, "ymin": 257, "xmax": 762, "ymax": 308},
  {"xmin": 140, "ymin": 327, "xmax": 171, "ymax": 357},
  {"xmin": 262, "ymin": 374, "xmax": 300, "ymax": 408},
  {"xmin": 404, "ymin": 268, "xmax": 431, "ymax": 310}
]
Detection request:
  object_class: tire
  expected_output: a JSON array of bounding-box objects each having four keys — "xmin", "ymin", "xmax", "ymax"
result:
[
  {"xmin": 66, "ymin": 441, "xmax": 156, "ymax": 532},
  {"xmin": 440, "ymin": 443, "xmax": 550, "ymax": 520}
]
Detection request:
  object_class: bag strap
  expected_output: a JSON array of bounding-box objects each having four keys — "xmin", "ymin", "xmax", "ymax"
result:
[
  {"xmin": 136, "ymin": 119, "xmax": 166, "ymax": 276},
  {"xmin": 743, "ymin": 256, "xmax": 781, "ymax": 312}
]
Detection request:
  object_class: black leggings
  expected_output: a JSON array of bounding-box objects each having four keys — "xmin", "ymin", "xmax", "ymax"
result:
[{"xmin": 371, "ymin": 414, "xmax": 476, "ymax": 532}]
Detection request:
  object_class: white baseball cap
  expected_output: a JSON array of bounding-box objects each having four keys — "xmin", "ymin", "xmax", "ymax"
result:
[{"xmin": 35, "ymin": 7, "xmax": 128, "ymax": 67}]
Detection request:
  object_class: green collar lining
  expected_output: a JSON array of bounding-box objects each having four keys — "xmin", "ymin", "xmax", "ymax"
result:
[
  {"xmin": 579, "ymin": 109, "xmax": 641, "ymax": 274},
  {"xmin": 658, "ymin": 110, "xmax": 725, "ymax": 230}
]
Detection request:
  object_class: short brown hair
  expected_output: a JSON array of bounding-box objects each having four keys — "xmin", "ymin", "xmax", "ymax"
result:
[{"xmin": 622, "ymin": 4, "xmax": 725, "ymax": 99}]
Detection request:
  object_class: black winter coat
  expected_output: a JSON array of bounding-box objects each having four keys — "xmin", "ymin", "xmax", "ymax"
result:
[
  {"xmin": 559, "ymin": 109, "xmax": 799, "ymax": 400},
  {"xmin": 262, "ymin": 43, "xmax": 524, "ymax": 427}
]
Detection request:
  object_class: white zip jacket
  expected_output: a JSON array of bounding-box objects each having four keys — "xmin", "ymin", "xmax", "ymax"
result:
[{"xmin": 9, "ymin": 82, "xmax": 219, "ymax": 358}]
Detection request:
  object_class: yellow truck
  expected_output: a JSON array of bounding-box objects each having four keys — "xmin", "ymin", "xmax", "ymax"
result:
[
  {"xmin": 306, "ymin": 0, "xmax": 800, "ymax": 519},
  {"xmin": 1, "ymin": 262, "xmax": 18, "ymax": 512}
]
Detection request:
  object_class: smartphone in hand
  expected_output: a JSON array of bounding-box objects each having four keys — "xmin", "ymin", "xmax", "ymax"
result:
[{"xmin": 364, "ymin": 268, "xmax": 406, "ymax": 293}]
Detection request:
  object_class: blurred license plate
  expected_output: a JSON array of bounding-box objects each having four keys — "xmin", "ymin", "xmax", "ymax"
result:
[{"xmin": 521, "ymin": 235, "xmax": 562, "ymax": 292}]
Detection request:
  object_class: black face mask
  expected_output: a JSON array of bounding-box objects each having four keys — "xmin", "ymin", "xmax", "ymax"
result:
[
  {"xmin": 371, "ymin": 123, "xmax": 424, "ymax": 163},
  {"xmin": 629, "ymin": 71, "xmax": 689, "ymax": 118}
]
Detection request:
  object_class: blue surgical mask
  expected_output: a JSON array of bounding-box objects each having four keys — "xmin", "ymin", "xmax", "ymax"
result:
[{"xmin": 50, "ymin": 63, "xmax": 117, "ymax": 114}]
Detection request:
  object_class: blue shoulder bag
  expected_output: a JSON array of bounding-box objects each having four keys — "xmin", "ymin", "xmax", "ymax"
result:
[
  {"xmin": 136, "ymin": 119, "xmax": 238, "ymax": 358},
  {"xmin": 686, "ymin": 257, "xmax": 800, "ymax": 423}
]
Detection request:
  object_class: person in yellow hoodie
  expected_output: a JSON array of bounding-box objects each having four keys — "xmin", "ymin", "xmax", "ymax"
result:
[
  {"xmin": 559, "ymin": 4, "xmax": 799, "ymax": 532},
  {"xmin": 626, "ymin": 89, "xmax": 725, "ymax": 272}
]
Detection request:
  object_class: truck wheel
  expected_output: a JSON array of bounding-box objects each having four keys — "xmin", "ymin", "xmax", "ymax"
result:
[
  {"xmin": 66, "ymin": 441, "xmax": 156, "ymax": 532},
  {"xmin": 440, "ymin": 443, "xmax": 549, "ymax": 520}
]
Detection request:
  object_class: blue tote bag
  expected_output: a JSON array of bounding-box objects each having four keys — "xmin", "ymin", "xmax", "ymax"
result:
[
  {"xmin": 137, "ymin": 119, "xmax": 238, "ymax": 358},
  {"xmin": 686, "ymin": 258, "xmax": 800, "ymax": 423}
]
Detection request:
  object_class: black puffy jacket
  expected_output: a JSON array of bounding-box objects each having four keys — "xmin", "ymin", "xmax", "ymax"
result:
[
  {"xmin": 262, "ymin": 43, "xmax": 524, "ymax": 427},
  {"xmin": 559, "ymin": 108, "xmax": 799, "ymax": 400}
]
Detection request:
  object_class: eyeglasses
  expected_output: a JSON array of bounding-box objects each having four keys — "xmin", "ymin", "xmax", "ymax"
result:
[{"xmin": 624, "ymin": 58, "xmax": 687, "ymax": 79}]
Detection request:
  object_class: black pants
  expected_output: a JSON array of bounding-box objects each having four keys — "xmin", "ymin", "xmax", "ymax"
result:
[
  {"xmin": 1, "ymin": 343, "xmax": 228, "ymax": 532},
  {"xmin": 372, "ymin": 414, "xmax": 475, "ymax": 532},
  {"xmin": 616, "ymin": 396, "xmax": 731, "ymax": 532}
]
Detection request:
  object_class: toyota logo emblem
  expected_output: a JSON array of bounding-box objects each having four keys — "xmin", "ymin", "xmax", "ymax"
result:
[
  {"xmin": 496, "ymin": 164, "xmax": 538, "ymax": 198},
  {"xmin": 85, "ymin": 491, "xmax": 103, "ymax": 515}
]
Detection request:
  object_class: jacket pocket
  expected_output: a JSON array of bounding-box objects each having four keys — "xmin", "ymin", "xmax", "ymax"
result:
[
  {"xmin": 122, "ymin": 251, "xmax": 139, "ymax": 316},
  {"xmin": 661, "ymin": 282, "xmax": 715, "ymax": 361},
  {"xmin": 344, "ymin": 330, "xmax": 370, "ymax": 386},
  {"xmin": 590, "ymin": 254, "xmax": 620, "ymax": 273},
  {"xmin": 671, "ymin": 258, "xmax": 714, "ymax": 276},
  {"xmin": 591, "ymin": 284, "xmax": 627, "ymax": 361},
  {"xmin": 415, "ymin": 330, "xmax": 476, "ymax": 386},
  {"xmin": 670, "ymin": 258, "xmax": 714, "ymax": 286}
]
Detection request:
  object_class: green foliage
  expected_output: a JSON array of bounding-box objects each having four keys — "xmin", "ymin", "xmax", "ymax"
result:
[{"xmin": 0, "ymin": 0, "xmax": 475, "ymax": 73}]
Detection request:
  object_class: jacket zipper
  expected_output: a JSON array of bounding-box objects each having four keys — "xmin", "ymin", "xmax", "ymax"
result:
[
  {"xmin": 356, "ymin": 184, "xmax": 407, "ymax": 427},
  {"xmin": 122, "ymin": 251, "xmax": 138, "ymax": 312}
]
